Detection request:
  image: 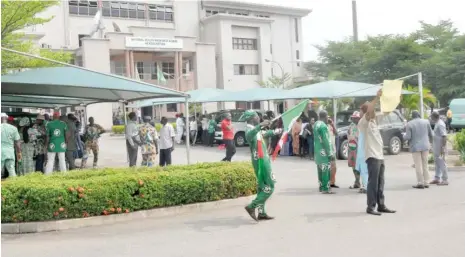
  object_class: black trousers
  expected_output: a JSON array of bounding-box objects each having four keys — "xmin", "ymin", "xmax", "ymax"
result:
[
  {"xmin": 66, "ymin": 150, "xmax": 76, "ymax": 170},
  {"xmin": 126, "ymin": 141, "xmax": 138, "ymax": 167},
  {"xmin": 159, "ymin": 148, "xmax": 172, "ymax": 166},
  {"xmin": 222, "ymin": 139, "xmax": 236, "ymax": 162},
  {"xmin": 366, "ymin": 158, "xmax": 386, "ymax": 210},
  {"xmin": 35, "ymin": 154, "xmax": 45, "ymax": 173}
]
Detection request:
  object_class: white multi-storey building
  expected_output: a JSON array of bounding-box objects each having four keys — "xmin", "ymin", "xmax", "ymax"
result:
[{"xmin": 25, "ymin": 0, "xmax": 310, "ymax": 129}]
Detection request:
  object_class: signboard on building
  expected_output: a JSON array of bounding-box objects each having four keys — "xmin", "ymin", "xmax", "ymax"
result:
[{"xmin": 125, "ymin": 37, "xmax": 183, "ymax": 49}]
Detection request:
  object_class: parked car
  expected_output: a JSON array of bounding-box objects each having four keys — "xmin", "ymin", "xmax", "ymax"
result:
[
  {"xmin": 211, "ymin": 109, "xmax": 267, "ymax": 147},
  {"xmin": 336, "ymin": 110, "xmax": 407, "ymax": 160},
  {"xmin": 449, "ymin": 98, "xmax": 465, "ymax": 131}
]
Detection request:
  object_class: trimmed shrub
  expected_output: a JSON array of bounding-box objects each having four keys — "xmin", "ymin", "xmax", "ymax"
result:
[
  {"xmin": 111, "ymin": 123, "xmax": 177, "ymax": 134},
  {"xmin": 1, "ymin": 162, "xmax": 256, "ymax": 223}
]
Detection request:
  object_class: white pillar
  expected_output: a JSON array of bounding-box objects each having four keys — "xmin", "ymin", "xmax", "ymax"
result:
[
  {"xmin": 418, "ymin": 72, "xmax": 424, "ymax": 118},
  {"xmin": 185, "ymin": 98, "xmax": 191, "ymax": 164}
]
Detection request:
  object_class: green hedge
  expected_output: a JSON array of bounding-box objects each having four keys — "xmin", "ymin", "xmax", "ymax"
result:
[
  {"xmin": 1, "ymin": 162, "xmax": 255, "ymax": 223},
  {"xmin": 112, "ymin": 123, "xmax": 177, "ymax": 134}
]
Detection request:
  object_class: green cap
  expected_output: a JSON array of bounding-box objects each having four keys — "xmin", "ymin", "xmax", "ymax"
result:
[{"xmin": 238, "ymin": 110, "xmax": 258, "ymax": 122}]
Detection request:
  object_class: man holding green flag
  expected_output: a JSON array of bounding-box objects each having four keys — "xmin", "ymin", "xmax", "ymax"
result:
[
  {"xmin": 240, "ymin": 110, "xmax": 281, "ymax": 221},
  {"xmin": 313, "ymin": 110, "xmax": 336, "ymax": 194}
]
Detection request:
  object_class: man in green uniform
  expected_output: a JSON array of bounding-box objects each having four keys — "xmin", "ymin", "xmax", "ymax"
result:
[
  {"xmin": 45, "ymin": 112, "xmax": 68, "ymax": 174},
  {"xmin": 1, "ymin": 113, "xmax": 21, "ymax": 178},
  {"xmin": 207, "ymin": 114, "xmax": 217, "ymax": 147},
  {"xmin": 313, "ymin": 110, "xmax": 336, "ymax": 194},
  {"xmin": 240, "ymin": 110, "xmax": 281, "ymax": 221}
]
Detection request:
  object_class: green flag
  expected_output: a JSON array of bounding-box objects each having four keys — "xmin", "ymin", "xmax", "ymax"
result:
[
  {"xmin": 157, "ymin": 63, "xmax": 166, "ymax": 84},
  {"xmin": 279, "ymin": 99, "xmax": 310, "ymax": 131}
]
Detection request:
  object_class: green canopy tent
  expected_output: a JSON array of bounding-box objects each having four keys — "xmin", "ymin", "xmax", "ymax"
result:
[
  {"xmin": 286, "ymin": 81, "xmax": 415, "ymax": 128},
  {"xmin": 203, "ymin": 87, "xmax": 293, "ymax": 102},
  {"xmin": 1, "ymin": 67, "xmax": 187, "ymax": 101},
  {"xmin": 1, "ymin": 95, "xmax": 99, "ymax": 109}
]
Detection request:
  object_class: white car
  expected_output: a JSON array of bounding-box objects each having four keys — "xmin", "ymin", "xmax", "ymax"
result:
[{"xmin": 211, "ymin": 109, "xmax": 266, "ymax": 147}]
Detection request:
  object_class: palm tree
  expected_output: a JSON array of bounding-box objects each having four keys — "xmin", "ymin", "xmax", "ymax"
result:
[{"xmin": 400, "ymin": 85, "xmax": 437, "ymax": 119}]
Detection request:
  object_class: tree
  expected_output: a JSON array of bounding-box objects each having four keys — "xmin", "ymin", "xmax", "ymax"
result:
[
  {"xmin": 1, "ymin": 0, "xmax": 71, "ymax": 73},
  {"xmin": 305, "ymin": 20, "xmax": 465, "ymax": 105},
  {"xmin": 256, "ymin": 73, "xmax": 292, "ymax": 89},
  {"xmin": 400, "ymin": 85, "xmax": 437, "ymax": 119}
]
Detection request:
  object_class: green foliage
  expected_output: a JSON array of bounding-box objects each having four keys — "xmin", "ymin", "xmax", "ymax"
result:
[
  {"xmin": 400, "ymin": 85, "xmax": 437, "ymax": 119},
  {"xmin": 112, "ymin": 123, "xmax": 177, "ymax": 134},
  {"xmin": 257, "ymin": 73, "xmax": 292, "ymax": 89},
  {"xmin": 1, "ymin": 0, "xmax": 72, "ymax": 73},
  {"xmin": 1, "ymin": 162, "xmax": 256, "ymax": 223},
  {"xmin": 454, "ymin": 129, "xmax": 465, "ymax": 153},
  {"xmin": 305, "ymin": 20, "xmax": 465, "ymax": 105}
]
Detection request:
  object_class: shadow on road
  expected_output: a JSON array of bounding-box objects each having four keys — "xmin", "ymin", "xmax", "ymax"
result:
[
  {"xmin": 184, "ymin": 216, "xmax": 257, "ymax": 232},
  {"xmin": 305, "ymin": 211, "xmax": 366, "ymax": 223}
]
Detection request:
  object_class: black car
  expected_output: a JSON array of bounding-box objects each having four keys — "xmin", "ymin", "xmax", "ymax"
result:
[{"xmin": 336, "ymin": 110, "xmax": 407, "ymax": 160}]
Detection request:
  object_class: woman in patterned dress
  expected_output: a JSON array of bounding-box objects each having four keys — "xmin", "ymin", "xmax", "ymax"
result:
[
  {"xmin": 18, "ymin": 117, "xmax": 34, "ymax": 175},
  {"xmin": 347, "ymin": 111, "xmax": 361, "ymax": 189}
]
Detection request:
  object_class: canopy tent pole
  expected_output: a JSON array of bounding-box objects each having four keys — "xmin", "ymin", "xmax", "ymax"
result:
[
  {"xmin": 418, "ymin": 72, "xmax": 424, "ymax": 118},
  {"xmin": 332, "ymin": 98, "xmax": 337, "ymax": 130},
  {"xmin": 152, "ymin": 104, "xmax": 155, "ymax": 120},
  {"xmin": 185, "ymin": 98, "xmax": 191, "ymax": 164},
  {"xmin": 123, "ymin": 103, "xmax": 128, "ymax": 164},
  {"xmin": 267, "ymin": 100, "xmax": 271, "ymax": 110}
]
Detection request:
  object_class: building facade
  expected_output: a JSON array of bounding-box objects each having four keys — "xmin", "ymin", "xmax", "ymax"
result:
[{"xmin": 24, "ymin": 0, "xmax": 310, "ymax": 129}]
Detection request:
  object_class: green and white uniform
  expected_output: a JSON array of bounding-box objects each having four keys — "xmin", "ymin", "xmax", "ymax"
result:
[
  {"xmin": 245, "ymin": 124, "xmax": 276, "ymax": 216},
  {"xmin": 313, "ymin": 120, "xmax": 334, "ymax": 192}
]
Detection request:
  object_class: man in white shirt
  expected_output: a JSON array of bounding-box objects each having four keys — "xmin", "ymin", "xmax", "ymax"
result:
[
  {"xmin": 175, "ymin": 113, "xmax": 185, "ymax": 144},
  {"xmin": 125, "ymin": 112, "xmax": 140, "ymax": 167},
  {"xmin": 189, "ymin": 117, "xmax": 198, "ymax": 145},
  {"xmin": 358, "ymin": 89, "xmax": 396, "ymax": 216},
  {"xmin": 159, "ymin": 117, "xmax": 175, "ymax": 166}
]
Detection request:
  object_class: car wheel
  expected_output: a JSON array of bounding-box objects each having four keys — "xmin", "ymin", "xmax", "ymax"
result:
[
  {"xmin": 339, "ymin": 139, "xmax": 349, "ymax": 160},
  {"xmin": 388, "ymin": 136, "xmax": 401, "ymax": 155},
  {"xmin": 234, "ymin": 132, "xmax": 246, "ymax": 147}
]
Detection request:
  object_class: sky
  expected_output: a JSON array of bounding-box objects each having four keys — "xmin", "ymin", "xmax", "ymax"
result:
[{"xmin": 235, "ymin": 0, "xmax": 465, "ymax": 61}]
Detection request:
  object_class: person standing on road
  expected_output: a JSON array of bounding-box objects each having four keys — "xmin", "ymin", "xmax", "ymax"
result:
[
  {"xmin": 81, "ymin": 117, "xmax": 105, "ymax": 169},
  {"xmin": 28, "ymin": 115, "xmax": 46, "ymax": 173},
  {"xmin": 356, "ymin": 106, "xmax": 369, "ymax": 194},
  {"xmin": 44, "ymin": 112, "xmax": 68, "ymax": 174},
  {"xmin": 446, "ymin": 107, "xmax": 452, "ymax": 132},
  {"xmin": 328, "ymin": 118, "xmax": 339, "ymax": 188},
  {"xmin": 207, "ymin": 114, "xmax": 217, "ymax": 147},
  {"xmin": 125, "ymin": 112, "xmax": 140, "ymax": 167},
  {"xmin": 313, "ymin": 111, "xmax": 336, "ymax": 194},
  {"xmin": 430, "ymin": 111, "xmax": 449, "ymax": 186},
  {"xmin": 139, "ymin": 116, "xmax": 158, "ymax": 167},
  {"xmin": 201, "ymin": 115, "xmax": 208, "ymax": 145},
  {"xmin": 358, "ymin": 90, "xmax": 396, "ymax": 216},
  {"xmin": 348, "ymin": 111, "xmax": 362, "ymax": 189},
  {"xmin": 404, "ymin": 110, "xmax": 433, "ymax": 189},
  {"xmin": 221, "ymin": 112, "xmax": 236, "ymax": 161},
  {"xmin": 241, "ymin": 110, "xmax": 280, "ymax": 221},
  {"xmin": 1, "ymin": 113, "xmax": 21, "ymax": 178},
  {"xmin": 175, "ymin": 113, "xmax": 185, "ymax": 144},
  {"xmin": 65, "ymin": 114, "xmax": 78, "ymax": 170},
  {"xmin": 159, "ymin": 117, "xmax": 175, "ymax": 167}
]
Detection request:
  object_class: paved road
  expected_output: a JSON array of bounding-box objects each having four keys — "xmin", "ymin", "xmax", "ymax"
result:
[{"xmin": 2, "ymin": 136, "xmax": 465, "ymax": 257}]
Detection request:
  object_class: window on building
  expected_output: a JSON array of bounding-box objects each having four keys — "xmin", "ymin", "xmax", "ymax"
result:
[
  {"xmin": 112, "ymin": 62, "xmax": 126, "ymax": 76},
  {"xmin": 69, "ymin": 0, "xmax": 98, "ymax": 16},
  {"xmin": 252, "ymin": 101, "xmax": 261, "ymax": 109},
  {"xmin": 296, "ymin": 50, "xmax": 300, "ymax": 60},
  {"xmin": 135, "ymin": 62, "xmax": 144, "ymax": 79},
  {"xmin": 151, "ymin": 63, "xmax": 159, "ymax": 80},
  {"xmin": 148, "ymin": 4, "xmax": 174, "ymax": 21},
  {"xmin": 232, "ymin": 38, "xmax": 257, "ymax": 50},
  {"xmin": 166, "ymin": 103, "xmax": 177, "ymax": 112},
  {"xmin": 294, "ymin": 18, "xmax": 299, "ymax": 42},
  {"xmin": 270, "ymin": 44, "xmax": 272, "ymax": 54},
  {"xmin": 162, "ymin": 62, "xmax": 175, "ymax": 79},
  {"xmin": 234, "ymin": 64, "xmax": 259, "ymax": 75},
  {"xmin": 78, "ymin": 34, "xmax": 88, "ymax": 47}
]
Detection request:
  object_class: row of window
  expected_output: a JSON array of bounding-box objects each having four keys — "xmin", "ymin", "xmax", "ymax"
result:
[
  {"xmin": 232, "ymin": 38, "xmax": 257, "ymax": 50},
  {"xmin": 205, "ymin": 9, "xmax": 269, "ymax": 18},
  {"xmin": 112, "ymin": 61, "xmax": 188, "ymax": 80},
  {"xmin": 69, "ymin": 1, "xmax": 173, "ymax": 22},
  {"xmin": 234, "ymin": 64, "xmax": 259, "ymax": 75}
]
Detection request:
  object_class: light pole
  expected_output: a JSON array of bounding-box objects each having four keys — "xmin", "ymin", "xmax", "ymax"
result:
[{"xmin": 265, "ymin": 59, "xmax": 285, "ymax": 89}]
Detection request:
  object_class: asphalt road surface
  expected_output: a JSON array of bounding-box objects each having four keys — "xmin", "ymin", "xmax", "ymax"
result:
[{"xmin": 2, "ymin": 136, "xmax": 465, "ymax": 257}]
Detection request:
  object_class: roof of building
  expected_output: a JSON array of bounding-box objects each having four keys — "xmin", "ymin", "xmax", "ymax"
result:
[{"xmin": 202, "ymin": 1, "xmax": 312, "ymax": 17}]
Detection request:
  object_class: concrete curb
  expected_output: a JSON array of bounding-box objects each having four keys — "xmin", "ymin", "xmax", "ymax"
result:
[
  {"xmin": 1, "ymin": 195, "xmax": 254, "ymax": 234},
  {"xmin": 109, "ymin": 133, "xmax": 124, "ymax": 137},
  {"xmin": 428, "ymin": 165, "xmax": 465, "ymax": 172}
]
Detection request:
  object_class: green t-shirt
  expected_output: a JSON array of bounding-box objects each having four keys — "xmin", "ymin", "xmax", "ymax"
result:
[{"xmin": 46, "ymin": 120, "xmax": 68, "ymax": 152}]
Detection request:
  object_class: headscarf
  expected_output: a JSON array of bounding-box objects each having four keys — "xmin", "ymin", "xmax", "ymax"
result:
[
  {"xmin": 238, "ymin": 110, "xmax": 258, "ymax": 122},
  {"xmin": 19, "ymin": 117, "xmax": 31, "ymax": 127}
]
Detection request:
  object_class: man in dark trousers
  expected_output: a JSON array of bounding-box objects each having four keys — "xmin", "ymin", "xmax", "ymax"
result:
[
  {"xmin": 125, "ymin": 112, "xmax": 140, "ymax": 167},
  {"xmin": 221, "ymin": 112, "xmax": 236, "ymax": 161},
  {"xmin": 159, "ymin": 117, "xmax": 175, "ymax": 166},
  {"xmin": 358, "ymin": 89, "xmax": 396, "ymax": 216}
]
